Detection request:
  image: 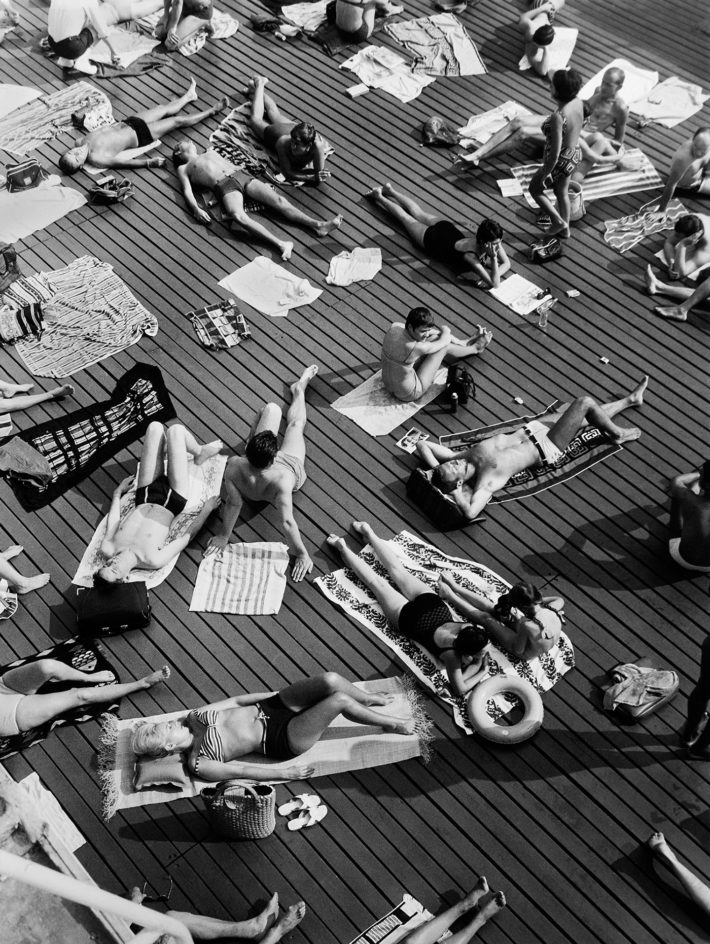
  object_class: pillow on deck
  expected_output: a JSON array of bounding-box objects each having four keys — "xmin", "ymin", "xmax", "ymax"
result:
[
  {"xmin": 134, "ymin": 752, "xmax": 188, "ymax": 790},
  {"xmin": 407, "ymin": 468, "xmax": 470, "ymax": 530}
]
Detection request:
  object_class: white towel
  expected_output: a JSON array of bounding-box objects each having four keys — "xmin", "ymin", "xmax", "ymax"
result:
[
  {"xmin": 326, "ymin": 248, "xmax": 382, "ymax": 285},
  {"xmin": 519, "ymin": 27, "xmax": 577, "ymax": 73},
  {"xmin": 579, "ymin": 59, "xmax": 659, "ymax": 106},
  {"xmin": 331, "ymin": 368, "xmax": 446, "ymax": 437},
  {"xmin": 282, "ymin": 0, "xmax": 327, "ymax": 29},
  {"xmin": 0, "ymin": 84, "xmax": 41, "ymax": 121},
  {"xmin": 86, "ymin": 28, "xmax": 159, "ymax": 66},
  {"xmin": 653, "ymin": 248, "xmax": 703, "ymax": 282},
  {"xmin": 458, "ymin": 101, "xmax": 535, "ymax": 147},
  {"xmin": 633, "ymin": 77, "xmax": 709, "ymax": 128},
  {"xmin": 340, "ymin": 46, "xmax": 435, "ymax": 104},
  {"xmin": 190, "ymin": 542, "xmax": 289, "ymax": 613},
  {"xmin": 0, "ymin": 181, "xmax": 86, "ymax": 244},
  {"xmin": 219, "ymin": 256, "xmax": 322, "ymax": 317}
]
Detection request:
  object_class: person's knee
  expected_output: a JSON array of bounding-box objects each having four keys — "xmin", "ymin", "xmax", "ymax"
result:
[
  {"xmin": 147, "ymin": 421, "xmax": 165, "ymax": 437},
  {"xmin": 321, "ymin": 690, "xmax": 352, "ymax": 713},
  {"xmin": 36, "ymin": 660, "xmax": 60, "ymax": 681},
  {"xmin": 320, "ymin": 671, "xmax": 346, "ymax": 694},
  {"xmin": 576, "ymin": 395, "xmax": 595, "ymax": 411},
  {"xmin": 166, "ymin": 424, "xmax": 186, "ymax": 444}
]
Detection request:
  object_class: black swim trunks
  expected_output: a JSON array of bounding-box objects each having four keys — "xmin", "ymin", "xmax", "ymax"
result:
[
  {"xmin": 123, "ymin": 116, "xmax": 154, "ymax": 149},
  {"xmin": 134, "ymin": 473, "xmax": 187, "ymax": 516},
  {"xmin": 47, "ymin": 27, "xmax": 93, "ymax": 59},
  {"xmin": 213, "ymin": 170, "xmax": 254, "ymax": 204},
  {"xmin": 257, "ymin": 694, "xmax": 299, "ymax": 760}
]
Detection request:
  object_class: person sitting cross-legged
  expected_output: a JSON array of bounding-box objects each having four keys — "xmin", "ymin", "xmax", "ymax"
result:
[{"xmin": 155, "ymin": 0, "xmax": 213, "ymax": 51}]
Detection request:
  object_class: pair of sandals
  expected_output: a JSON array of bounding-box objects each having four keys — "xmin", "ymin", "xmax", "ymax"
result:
[{"xmin": 278, "ymin": 794, "xmax": 328, "ymax": 831}]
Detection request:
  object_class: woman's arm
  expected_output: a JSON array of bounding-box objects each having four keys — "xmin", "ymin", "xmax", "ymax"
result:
[
  {"xmin": 411, "ymin": 326, "xmax": 452, "ymax": 354},
  {"xmin": 541, "ymin": 112, "xmax": 563, "ymax": 176},
  {"xmin": 275, "ymin": 139, "xmax": 317, "ymax": 183},
  {"xmin": 441, "ymin": 651, "xmax": 490, "ymax": 697},
  {"xmin": 191, "ymin": 757, "xmax": 315, "ymax": 781}
]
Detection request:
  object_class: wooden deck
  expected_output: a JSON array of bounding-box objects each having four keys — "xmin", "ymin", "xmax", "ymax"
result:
[{"xmin": 2, "ymin": 0, "xmax": 710, "ymax": 941}]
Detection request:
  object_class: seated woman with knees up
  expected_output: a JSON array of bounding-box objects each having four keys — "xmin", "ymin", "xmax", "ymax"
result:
[{"xmin": 660, "ymin": 214, "xmax": 710, "ymax": 282}]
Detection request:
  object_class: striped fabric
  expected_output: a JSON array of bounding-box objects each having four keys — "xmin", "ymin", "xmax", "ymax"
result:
[
  {"xmin": 603, "ymin": 198, "xmax": 687, "ymax": 254},
  {"xmin": 0, "ymin": 302, "xmax": 44, "ymax": 343},
  {"xmin": 190, "ymin": 542, "xmax": 290, "ymax": 614},
  {"xmin": 0, "ymin": 82, "xmax": 112, "ymax": 155},
  {"xmin": 511, "ymin": 148, "xmax": 663, "ymax": 209}
]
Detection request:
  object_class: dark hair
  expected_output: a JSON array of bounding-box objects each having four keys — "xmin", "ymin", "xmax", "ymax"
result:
[
  {"xmin": 172, "ymin": 146, "xmax": 190, "ymax": 167},
  {"xmin": 492, "ymin": 581, "xmax": 542, "ymax": 621},
  {"xmin": 291, "ymin": 122, "xmax": 316, "ymax": 147},
  {"xmin": 532, "ymin": 23, "xmax": 555, "ymax": 46},
  {"xmin": 674, "ymin": 214, "xmax": 703, "ymax": 237},
  {"xmin": 245, "ymin": 431, "xmax": 279, "ymax": 469},
  {"xmin": 405, "ymin": 307, "xmax": 436, "ymax": 332},
  {"xmin": 93, "ymin": 571, "xmax": 117, "ymax": 591},
  {"xmin": 476, "ymin": 219, "xmax": 503, "ymax": 244},
  {"xmin": 432, "ymin": 464, "xmax": 459, "ymax": 494},
  {"xmin": 454, "ymin": 623, "xmax": 489, "ymax": 656},
  {"xmin": 58, "ymin": 151, "xmax": 81, "ymax": 175},
  {"xmin": 552, "ymin": 68, "xmax": 584, "ymax": 102}
]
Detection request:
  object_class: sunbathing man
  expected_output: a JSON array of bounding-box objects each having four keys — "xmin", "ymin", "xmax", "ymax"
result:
[
  {"xmin": 204, "ymin": 366, "xmax": 317, "ymax": 581},
  {"xmin": 155, "ymin": 0, "xmax": 212, "ymax": 50},
  {"xmin": 644, "ymin": 268, "xmax": 710, "ymax": 320},
  {"xmin": 382, "ymin": 307, "xmax": 492, "ymax": 403},
  {"xmin": 246, "ymin": 77, "xmax": 330, "ymax": 186},
  {"xmin": 416, "ymin": 378, "xmax": 647, "ymax": 520},
  {"xmin": 334, "ymin": 0, "xmax": 402, "ymax": 42},
  {"xmin": 518, "ymin": 0, "xmax": 566, "ymax": 78},
  {"xmin": 667, "ymin": 462, "xmax": 710, "ymax": 572},
  {"xmin": 172, "ymin": 142, "xmax": 342, "ymax": 262},
  {"xmin": 95, "ymin": 422, "xmax": 223, "ymax": 585},
  {"xmin": 47, "ymin": 0, "xmax": 162, "ymax": 66},
  {"xmin": 657, "ymin": 214, "xmax": 710, "ymax": 280},
  {"xmin": 58, "ymin": 78, "xmax": 226, "ymax": 174},
  {"xmin": 656, "ymin": 127, "xmax": 710, "ymax": 213}
]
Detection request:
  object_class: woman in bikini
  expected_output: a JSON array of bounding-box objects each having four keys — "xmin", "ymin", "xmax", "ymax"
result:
[
  {"xmin": 131, "ymin": 673, "xmax": 415, "ymax": 781},
  {"xmin": 529, "ymin": 68, "xmax": 585, "ymax": 238},
  {"xmin": 327, "ymin": 523, "xmax": 491, "ymax": 697}
]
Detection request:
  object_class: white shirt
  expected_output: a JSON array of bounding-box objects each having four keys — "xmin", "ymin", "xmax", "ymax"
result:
[{"xmin": 48, "ymin": 0, "xmax": 107, "ymax": 40}]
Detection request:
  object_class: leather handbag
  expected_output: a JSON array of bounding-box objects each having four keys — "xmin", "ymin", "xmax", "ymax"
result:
[
  {"xmin": 444, "ymin": 364, "xmax": 476, "ymax": 407},
  {"xmin": 202, "ymin": 781, "xmax": 276, "ymax": 840},
  {"xmin": 75, "ymin": 582, "xmax": 151, "ymax": 636},
  {"xmin": 6, "ymin": 158, "xmax": 47, "ymax": 192},
  {"xmin": 528, "ymin": 236, "xmax": 563, "ymax": 264},
  {"xmin": 89, "ymin": 177, "xmax": 134, "ymax": 206}
]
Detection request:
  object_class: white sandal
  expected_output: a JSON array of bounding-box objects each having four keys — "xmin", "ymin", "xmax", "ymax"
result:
[
  {"xmin": 278, "ymin": 794, "xmax": 320, "ymax": 817},
  {"xmin": 287, "ymin": 804, "xmax": 328, "ymax": 831}
]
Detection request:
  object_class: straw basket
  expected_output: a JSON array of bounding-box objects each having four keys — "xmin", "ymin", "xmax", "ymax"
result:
[{"xmin": 201, "ymin": 781, "xmax": 276, "ymax": 840}]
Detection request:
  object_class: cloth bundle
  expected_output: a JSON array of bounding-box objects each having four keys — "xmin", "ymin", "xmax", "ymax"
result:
[
  {"xmin": 632, "ymin": 77, "xmax": 709, "ymax": 128},
  {"xmin": 326, "ymin": 248, "xmax": 382, "ymax": 285},
  {"xmin": 385, "ymin": 12, "xmax": 486, "ymax": 76},
  {"xmin": 603, "ymin": 198, "xmax": 686, "ymax": 253},
  {"xmin": 340, "ymin": 46, "xmax": 435, "ymax": 103},
  {"xmin": 218, "ymin": 257, "xmax": 322, "ymax": 317},
  {"xmin": 0, "ymin": 302, "xmax": 43, "ymax": 343}
]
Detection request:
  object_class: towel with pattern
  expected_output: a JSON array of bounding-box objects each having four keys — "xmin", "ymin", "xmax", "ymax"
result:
[
  {"xmin": 458, "ymin": 101, "xmax": 534, "ymax": 147},
  {"xmin": 0, "ymin": 363, "xmax": 176, "ymax": 511},
  {"xmin": 385, "ymin": 13, "xmax": 486, "ymax": 76},
  {"xmin": 331, "ymin": 368, "xmax": 447, "ymax": 437},
  {"xmin": 135, "ymin": 8, "xmax": 238, "ymax": 55},
  {"xmin": 315, "ymin": 530, "xmax": 575, "ymax": 733},
  {"xmin": 73, "ymin": 454, "xmax": 227, "ymax": 588},
  {"xmin": 603, "ymin": 198, "xmax": 687, "ymax": 253},
  {"xmin": 0, "ymin": 180, "xmax": 86, "ymax": 247},
  {"xmin": 349, "ymin": 895, "xmax": 435, "ymax": 944},
  {"xmin": 13, "ymin": 256, "xmax": 158, "ymax": 378},
  {"xmin": 0, "ymin": 638, "xmax": 120, "ymax": 761},
  {"xmin": 190, "ymin": 541, "xmax": 289, "ymax": 613},
  {"xmin": 98, "ymin": 675, "xmax": 432, "ymax": 818},
  {"xmin": 0, "ymin": 82, "xmax": 111, "ymax": 155},
  {"xmin": 511, "ymin": 148, "xmax": 663, "ymax": 209}
]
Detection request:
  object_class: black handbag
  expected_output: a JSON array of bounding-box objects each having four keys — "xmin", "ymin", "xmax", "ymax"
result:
[
  {"xmin": 89, "ymin": 177, "xmax": 134, "ymax": 206},
  {"xmin": 75, "ymin": 581, "xmax": 151, "ymax": 636},
  {"xmin": 528, "ymin": 236, "xmax": 563, "ymax": 264},
  {"xmin": 444, "ymin": 364, "xmax": 476, "ymax": 411},
  {"xmin": 6, "ymin": 158, "xmax": 48, "ymax": 192}
]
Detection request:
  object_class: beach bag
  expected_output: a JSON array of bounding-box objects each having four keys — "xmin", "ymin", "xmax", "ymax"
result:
[
  {"xmin": 0, "ymin": 302, "xmax": 44, "ymax": 343},
  {"xmin": 568, "ymin": 180, "xmax": 585, "ymax": 221},
  {"xmin": 528, "ymin": 236, "xmax": 563, "ymax": 264},
  {"xmin": 75, "ymin": 582, "xmax": 151, "ymax": 636},
  {"xmin": 89, "ymin": 177, "xmax": 134, "ymax": 206},
  {"xmin": 601, "ymin": 658, "xmax": 679, "ymax": 724},
  {"xmin": 421, "ymin": 116, "xmax": 459, "ymax": 147},
  {"xmin": 202, "ymin": 781, "xmax": 276, "ymax": 839},
  {"xmin": 444, "ymin": 364, "xmax": 476, "ymax": 407},
  {"xmin": 6, "ymin": 158, "xmax": 47, "ymax": 192}
]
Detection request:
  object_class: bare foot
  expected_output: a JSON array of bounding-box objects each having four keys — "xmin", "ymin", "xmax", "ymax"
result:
[
  {"xmin": 389, "ymin": 717, "xmax": 416, "ymax": 736},
  {"xmin": 478, "ymin": 892, "xmax": 506, "ymax": 922},
  {"xmin": 467, "ymin": 328, "xmax": 493, "ymax": 353},
  {"xmin": 250, "ymin": 893, "xmax": 279, "ymax": 935},
  {"xmin": 382, "ymin": 182, "xmax": 394, "ymax": 195},
  {"xmin": 546, "ymin": 224, "xmax": 570, "ymax": 239},
  {"xmin": 52, "ymin": 384, "xmax": 74, "ymax": 399},
  {"xmin": 614, "ymin": 426, "xmax": 641, "ymax": 444},
  {"xmin": 129, "ymin": 886, "xmax": 147, "ymax": 905},
  {"xmin": 0, "ymin": 545, "xmax": 23, "ymax": 560},
  {"xmin": 326, "ymin": 534, "xmax": 346, "ymax": 554},
  {"xmin": 351, "ymin": 520, "xmax": 373, "ymax": 541},
  {"xmin": 655, "ymin": 304, "xmax": 688, "ymax": 321},
  {"xmin": 629, "ymin": 375, "xmax": 649, "ymax": 408},
  {"xmin": 90, "ymin": 670, "xmax": 117, "ymax": 684},
  {"xmin": 195, "ymin": 440, "xmax": 223, "ymax": 465},
  {"xmin": 366, "ymin": 692, "xmax": 396, "ymax": 707},
  {"xmin": 290, "ymin": 365, "xmax": 318, "ymax": 397},
  {"xmin": 214, "ymin": 95, "xmax": 230, "ymax": 114},
  {"xmin": 185, "ymin": 77, "xmax": 197, "ymax": 102},
  {"xmin": 0, "ymin": 381, "xmax": 33, "ymax": 397},
  {"xmin": 141, "ymin": 666, "xmax": 171, "ymax": 688},
  {"xmin": 644, "ymin": 263, "xmax": 659, "ymax": 296},
  {"xmin": 15, "ymin": 573, "xmax": 50, "ymax": 594},
  {"xmin": 460, "ymin": 875, "xmax": 489, "ymax": 910},
  {"xmin": 365, "ymin": 186, "xmax": 383, "ymax": 200},
  {"xmin": 272, "ymin": 903, "xmax": 306, "ymax": 939},
  {"xmin": 314, "ymin": 215, "xmax": 343, "ymax": 236},
  {"xmin": 280, "ymin": 241, "xmax": 294, "ymax": 262}
]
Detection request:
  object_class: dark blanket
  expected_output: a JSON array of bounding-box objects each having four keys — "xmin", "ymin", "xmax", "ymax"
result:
[
  {"xmin": 0, "ymin": 637, "xmax": 120, "ymax": 761},
  {"xmin": 0, "ymin": 363, "xmax": 176, "ymax": 511}
]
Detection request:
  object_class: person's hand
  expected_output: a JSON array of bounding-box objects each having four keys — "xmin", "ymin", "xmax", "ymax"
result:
[
  {"xmin": 148, "ymin": 156, "xmax": 167, "ymax": 169},
  {"xmin": 193, "ymin": 207, "xmax": 212, "ymax": 224},
  {"xmin": 291, "ymin": 553, "xmax": 313, "ymax": 582},
  {"xmin": 166, "ymin": 28, "xmax": 180, "ymax": 49},
  {"xmin": 203, "ymin": 534, "xmax": 228, "ymax": 557},
  {"xmin": 203, "ymin": 496, "xmax": 222, "ymax": 515},
  {"xmin": 115, "ymin": 475, "xmax": 134, "ymax": 496},
  {"xmin": 110, "ymin": 54, "xmax": 124, "ymax": 68},
  {"xmin": 439, "ymin": 324, "xmax": 452, "ymax": 340}
]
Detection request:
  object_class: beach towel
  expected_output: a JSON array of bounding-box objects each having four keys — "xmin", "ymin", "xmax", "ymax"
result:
[
  {"xmin": 315, "ymin": 531, "xmax": 574, "ymax": 733},
  {"xmin": 349, "ymin": 896, "xmax": 436, "ymax": 944},
  {"xmin": 385, "ymin": 13, "xmax": 485, "ymax": 76},
  {"xmin": 439, "ymin": 404, "xmax": 623, "ymax": 503},
  {"xmin": 135, "ymin": 7, "xmax": 238, "ymax": 55},
  {"xmin": 458, "ymin": 101, "xmax": 535, "ymax": 147},
  {"xmin": 190, "ymin": 541, "xmax": 289, "ymax": 613},
  {"xmin": 519, "ymin": 26, "xmax": 577, "ymax": 73},
  {"xmin": 0, "ymin": 82, "xmax": 110, "ymax": 155},
  {"xmin": 98, "ymin": 675, "xmax": 432, "ymax": 818},
  {"xmin": 0, "ymin": 179, "xmax": 86, "ymax": 245},
  {"xmin": 0, "ymin": 637, "xmax": 120, "ymax": 761},
  {"xmin": 218, "ymin": 257, "xmax": 322, "ymax": 317},
  {"xmin": 331, "ymin": 368, "xmax": 447, "ymax": 437},
  {"xmin": 0, "ymin": 84, "xmax": 42, "ymax": 121},
  {"xmin": 511, "ymin": 148, "xmax": 663, "ymax": 209},
  {"xmin": 0, "ymin": 363, "xmax": 176, "ymax": 511},
  {"xmin": 633, "ymin": 77, "xmax": 709, "ymax": 128},
  {"xmin": 603, "ymin": 198, "xmax": 687, "ymax": 254},
  {"xmin": 282, "ymin": 0, "xmax": 327, "ymax": 29},
  {"xmin": 326, "ymin": 248, "xmax": 382, "ymax": 285},
  {"xmin": 0, "ymin": 580, "xmax": 18, "ymax": 620},
  {"xmin": 86, "ymin": 27, "xmax": 160, "ymax": 66},
  {"xmin": 73, "ymin": 453, "xmax": 227, "ymax": 588},
  {"xmin": 14, "ymin": 256, "xmax": 158, "ymax": 378},
  {"xmin": 340, "ymin": 46, "xmax": 435, "ymax": 103},
  {"xmin": 579, "ymin": 59, "xmax": 659, "ymax": 107}
]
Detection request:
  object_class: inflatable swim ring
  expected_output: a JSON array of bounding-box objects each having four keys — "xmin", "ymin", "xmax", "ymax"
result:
[{"xmin": 467, "ymin": 675, "xmax": 544, "ymax": 744}]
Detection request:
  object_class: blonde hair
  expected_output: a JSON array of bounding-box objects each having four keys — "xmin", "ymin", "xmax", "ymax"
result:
[{"xmin": 131, "ymin": 721, "xmax": 173, "ymax": 757}]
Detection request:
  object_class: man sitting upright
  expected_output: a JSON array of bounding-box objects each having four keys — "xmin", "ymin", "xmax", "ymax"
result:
[
  {"xmin": 668, "ymin": 462, "xmax": 710, "ymax": 572},
  {"xmin": 417, "ymin": 378, "xmax": 647, "ymax": 520}
]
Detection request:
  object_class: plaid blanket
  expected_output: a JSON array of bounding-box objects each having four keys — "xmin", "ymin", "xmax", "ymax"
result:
[{"xmin": 0, "ymin": 363, "xmax": 176, "ymax": 511}]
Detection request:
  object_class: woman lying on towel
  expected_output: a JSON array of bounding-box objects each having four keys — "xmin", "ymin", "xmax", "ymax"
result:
[
  {"xmin": 131, "ymin": 673, "xmax": 415, "ymax": 781},
  {"xmin": 438, "ymin": 573, "xmax": 564, "ymax": 660},
  {"xmin": 327, "ymin": 523, "xmax": 491, "ymax": 697}
]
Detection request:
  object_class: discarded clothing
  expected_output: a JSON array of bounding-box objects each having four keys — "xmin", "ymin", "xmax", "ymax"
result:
[
  {"xmin": 633, "ymin": 76, "xmax": 709, "ymax": 128},
  {"xmin": 458, "ymin": 101, "xmax": 535, "ymax": 146},
  {"xmin": 190, "ymin": 542, "xmax": 290, "ymax": 613},
  {"xmin": 218, "ymin": 256, "xmax": 322, "ymax": 317},
  {"xmin": 0, "ymin": 437, "xmax": 52, "ymax": 486},
  {"xmin": 83, "ymin": 27, "xmax": 159, "ymax": 66},
  {"xmin": 0, "ymin": 302, "xmax": 44, "ymax": 343},
  {"xmin": 331, "ymin": 367, "xmax": 446, "ymax": 436},
  {"xmin": 340, "ymin": 45, "xmax": 435, "ymax": 103},
  {"xmin": 136, "ymin": 7, "xmax": 238, "ymax": 55},
  {"xmin": 326, "ymin": 247, "xmax": 382, "ymax": 285},
  {"xmin": 519, "ymin": 26, "xmax": 577, "ymax": 73},
  {"xmin": 579, "ymin": 59, "xmax": 659, "ymax": 106},
  {"xmin": 603, "ymin": 198, "xmax": 687, "ymax": 253},
  {"xmin": 0, "ymin": 180, "xmax": 86, "ymax": 245},
  {"xmin": 282, "ymin": 0, "xmax": 328, "ymax": 30},
  {"xmin": 385, "ymin": 13, "xmax": 486, "ymax": 76}
]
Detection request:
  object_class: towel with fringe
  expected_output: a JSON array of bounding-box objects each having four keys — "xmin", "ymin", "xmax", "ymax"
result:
[
  {"xmin": 331, "ymin": 368, "xmax": 447, "ymax": 437},
  {"xmin": 98, "ymin": 675, "xmax": 432, "ymax": 818}
]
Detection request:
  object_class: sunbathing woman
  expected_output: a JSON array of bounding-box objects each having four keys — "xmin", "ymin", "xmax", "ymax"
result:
[
  {"xmin": 334, "ymin": 0, "xmax": 402, "ymax": 43},
  {"xmin": 0, "ymin": 662, "xmax": 169, "ymax": 738},
  {"xmin": 367, "ymin": 184, "xmax": 509, "ymax": 285},
  {"xmin": 382, "ymin": 307, "xmax": 492, "ymax": 403},
  {"xmin": 437, "ymin": 574, "xmax": 564, "ymax": 659},
  {"xmin": 518, "ymin": 0, "xmax": 565, "ymax": 78},
  {"xmin": 327, "ymin": 523, "xmax": 491, "ymax": 697},
  {"xmin": 131, "ymin": 673, "xmax": 415, "ymax": 781},
  {"xmin": 399, "ymin": 879, "xmax": 506, "ymax": 944}
]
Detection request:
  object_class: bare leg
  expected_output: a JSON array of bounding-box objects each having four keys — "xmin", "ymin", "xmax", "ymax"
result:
[
  {"xmin": 327, "ymin": 535, "xmax": 409, "ymax": 624},
  {"xmin": 251, "ymin": 403, "xmax": 282, "ymax": 438},
  {"xmin": 0, "ymin": 379, "xmax": 33, "ymax": 397},
  {"xmin": 350, "ymin": 521, "xmax": 431, "ymax": 601},
  {"xmin": 149, "ymin": 98, "xmax": 229, "ymax": 140},
  {"xmin": 543, "ymin": 376, "xmax": 648, "ymax": 428},
  {"xmin": 446, "ymin": 894, "xmax": 506, "ymax": 944},
  {"xmin": 163, "ymin": 893, "xmax": 280, "ymax": 940},
  {"xmin": 0, "ymin": 556, "xmax": 50, "ymax": 594},
  {"xmin": 279, "ymin": 672, "xmax": 395, "ymax": 711},
  {"xmin": 403, "ymin": 880, "xmax": 491, "ymax": 944},
  {"xmin": 258, "ymin": 904, "xmax": 306, "ymax": 944},
  {"xmin": 2, "ymin": 659, "xmax": 115, "ymax": 693},
  {"xmin": 366, "ymin": 186, "xmax": 431, "ymax": 246},
  {"xmin": 547, "ymin": 395, "xmax": 641, "ymax": 451},
  {"xmin": 529, "ymin": 171, "xmax": 567, "ymax": 235},
  {"xmin": 0, "ymin": 384, "xmax": 73, "ymax": 412},
  {"xmin": 247, "ymin": 77, "xmax": 281, "ymax": 139},
  {"xmin": 246, "ymin": 180, "xmax": 343, "ymax": 238},
  {"xmin": 465, "ymin": 117, "xmax": 544, "ymax": 166},
  {"xmin": 549, "ymin": 176, "xmax": 571, "ymax": 236},
  {"xmin": 380, "ymin": 182, "xmax": 440, "ymax": 223},
  {"xmin": 137, "ymin": 78, "xmax": 198, "ymax": 124},
  {"xmin": 280, "ymin": 365, "xmax": 318, "ymax": 462},
  {"xmin": 649, "ymin": 270, "xmax": 710, "ymax": 321},
  {"xmin": 101, "ymin": 0, "xmax": 162, "ymax": 25},
  {"xmin": 648, "ymin": 833, "xmax": 710, "ymax": 916},
  {"xmin": 165, "ymin": 424, "xmax": 222, "ymax": 495},
  {"xmin": 224, "ymin": 189, "xmax": 294, "ymax": 261},
  {"xmin": 136, "ymin": 421, "xmax": 167, "ymax": 487}
]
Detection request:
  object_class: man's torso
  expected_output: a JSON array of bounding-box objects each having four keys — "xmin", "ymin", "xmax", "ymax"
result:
[
  {"xmin": 109, "ymin": 505, "xmax": 174, "ymax": 565},
  {"xmin": 584, "ymin": 90, "xmax": 622, "ymax": 135},
  {"xmin": 225, "ymin": 455, "xmax": 295, "ymax": 504},
  {"xmin": 467, "ymin": 429, "xmax": 538, "ymax": 490},
  {"xmin": 87, "ymin": 122, "xmax": 139, "ymax": 163},
  {"xmin": 189, "ymin": 150, "xmax": 238, "ymax": 189}
]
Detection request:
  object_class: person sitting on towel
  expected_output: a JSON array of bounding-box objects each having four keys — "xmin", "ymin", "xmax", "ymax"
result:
[
  {"xmin": 327, "ymin": 522, "xmax": 491, "ymax": 697},
  {"xmin": 666, "ymin": 461, "xmax": 710, "ymax": 572},
  {"xmin": 366, "ymin": 183, "xmax": 510, "ymax": 285},
  {"xmin": 437, "ymin": 574, "xmax": 564, "ymax": 659},
  {"xmin": 130, "ymin": 672, "xmax": 414, "ymax": 781},
  {"xmin": 657, "ymin": 214, "xmax": 710, "ymax": 281},
  {"xmin": 518, "ymin": 0, "xmax": 566, "ymax": 78},
  {"xmin": 394, "ymin": 881, "xmax": 506, "ymax": 944},
  {"xmin": 46, "ymin": 0, "xmax": 163, "ymax": 66},
  {"xmin": 333, "ymin": 0, "xmax": 403, "ymax": 44},
  {"xmin": 655, "ymin": 128, "xmax": 710, "ymax": 214},
  {"xmin": 382, "ymin": 307, "xmax": 492, "ymax": 404},
  {"xmin": 417, "ymin": 377, "xmax": 647, "ymax": 521},
  {"xmin": 644, "ymin": 267, "xmax": 710, "ymax": 321},
  {"xmin": 58, "ymin": 79, "xmax": 226, "ymax": 174},
  {"xmin": 203, "ymin": 366, "xmax": 317, "ymax": 581},
  {"xmin": 172, "ymin": 142, "xmax": 343, "ymax": 262},
  {"xmin": 94, "ymin": 422, "xmax": 223, "ymax": 585},
  {"xmin": 155, "ymin": 0, "xmax": 213, "ymax": 50}
]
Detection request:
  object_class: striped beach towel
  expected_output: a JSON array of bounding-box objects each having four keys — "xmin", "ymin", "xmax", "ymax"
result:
[
  {"xmin": 511, "ymin": 148, "xmax": 663, "ymax": 209},
  {"xmin": 190, "ymin": 542, "xmax": 289, "ymax": 614},
  {"xmin": 0, "ymin": 82, "xmax": 111, "ymax": 155},
  {"xmin": 603, "ymin": 198, "xmax": 687, "ymax": 254}
]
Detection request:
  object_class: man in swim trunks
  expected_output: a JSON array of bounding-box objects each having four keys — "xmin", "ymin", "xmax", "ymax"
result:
[
  {"xmin": 334, "ymin": 0, "xmax": 402, "ymax": 43},
  {"xmin": 155, "ymin": 0, "xmax": 213, "ymax": 50},
  {"xmin": 417, "ymin": 378, "xmax": 647, "ymax": 520},
  {"xmin": 95, "ymin": 422, "xmax": 223, "ymax": 584},
  {"xmin": 667, "ymin": 462, "xmax": 710, "ymax": 572},
  {"xmin": 172, "ymin": 140, "xmax": 343, "ymax": 262},
  {"xmin": 204, "ymin": 366, "xmax": 318, "ymax": 582},
  {"xmin": 58, "ymin": 79, "xmax": 226, "ymax": 174},
  {"xmin": 655, "ymin": 128, "xmax": 710, "ymax": 214}
]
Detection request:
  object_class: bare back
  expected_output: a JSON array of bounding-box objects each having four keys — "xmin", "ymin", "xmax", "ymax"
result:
[
  {"xmin": 679, "ymin": 489, "xmax": 710, "ymax": 565},
  {"xmin": 225, "ymin": 455, "xmax": 296, "ymax": 504}
]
